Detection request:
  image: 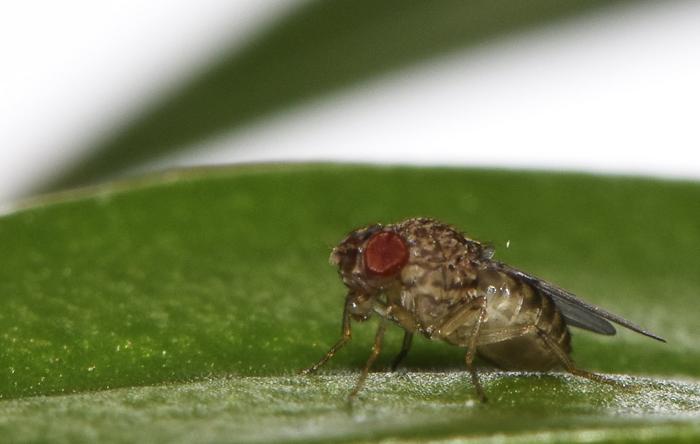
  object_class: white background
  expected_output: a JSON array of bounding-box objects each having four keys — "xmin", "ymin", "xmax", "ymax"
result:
[{"xmin": 2, "ymin": 0, "xmax": 699, "ymax": 205}]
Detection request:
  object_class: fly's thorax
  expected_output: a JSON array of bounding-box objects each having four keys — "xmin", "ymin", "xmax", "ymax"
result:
[
  {"xmin": 395, "ymin": 218, "xmax": 487, "ymax": 265},
  {"xmin": 385, "ymin": 219, "xmax": 485, "ymax": 334},
  {"xmin": 397, "ymin": 220, "xmax": 482, "ymax": 292}
]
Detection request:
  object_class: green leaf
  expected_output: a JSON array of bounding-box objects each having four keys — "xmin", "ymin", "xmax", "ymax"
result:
[
  {"xmin": 44, "ymin": 0, "xmax": 635, "ymax": 191},
  {"xmin": 2, "ymin": 374, "xmax": 699, "ymax": 443},
  {"xmin": 3, "ymin": 165, "xmax": 699, "ymax": 442}
]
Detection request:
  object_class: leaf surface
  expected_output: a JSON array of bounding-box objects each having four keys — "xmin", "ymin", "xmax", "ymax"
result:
[{"xmin": 3, "ymin": 165, "xmax": 699, "ymax": 442}]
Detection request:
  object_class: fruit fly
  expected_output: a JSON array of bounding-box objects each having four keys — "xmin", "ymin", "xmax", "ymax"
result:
[{"xmin": 302, "ymin": 217, "xmax": 665, "ymax": 402}]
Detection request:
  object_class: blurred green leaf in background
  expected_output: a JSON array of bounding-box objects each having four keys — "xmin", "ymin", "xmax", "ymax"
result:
[{"xmin": 43, "ymin": 0, "xmax": 637, "ymax": 192}]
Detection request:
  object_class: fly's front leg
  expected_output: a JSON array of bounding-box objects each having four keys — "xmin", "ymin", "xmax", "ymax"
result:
[
  {"xmin": 349, "ymin": 319, "xmax": 387, "ymax": 400},
  {"xmin": 300, "ymin": 301, "xmax": 352, "ymax": 375}
]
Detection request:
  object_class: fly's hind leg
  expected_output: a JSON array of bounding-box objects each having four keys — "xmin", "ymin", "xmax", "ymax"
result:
[
  {"xmin": 300, "ymin": 301, "xmax": 352, "ymax": 375},
  {"xmin": 468, "ymin": 325, "xmax": 618, "ymax": 388},
  {"xmin": 536, "ymin": 328, "xmax": 618, "ymax": 386}
]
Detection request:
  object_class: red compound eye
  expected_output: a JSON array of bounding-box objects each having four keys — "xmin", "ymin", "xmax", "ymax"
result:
[{"xmin": 364, "ymin": 231, "xmax": 409, "ymax": 277}]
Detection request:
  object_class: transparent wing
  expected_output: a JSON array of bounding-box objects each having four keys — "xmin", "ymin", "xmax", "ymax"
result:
[{"xmin": 492, "ymin": 262, "xmax": 666, "ymax": 342}]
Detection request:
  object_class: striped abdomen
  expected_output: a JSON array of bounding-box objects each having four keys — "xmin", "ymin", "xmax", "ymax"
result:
[{"xmin": 471, "ymin": 268, "xmax": 571, "ymax": 371}]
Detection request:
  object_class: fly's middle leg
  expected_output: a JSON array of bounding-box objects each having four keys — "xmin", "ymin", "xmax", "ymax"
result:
[
  {"xmin": 435, "ymin": 296, "xmax": 489, "ymax": 402},
  {"xmin": 349, "ymin": 319, "xmax": 387, "ymax": 400},
  {"xmin": 380, "ymin": 303, "xmax": 418, "ymax": 371},
  {"xmin": 390, "ymin": 331, "xmax": 413, "ymax": 371},
  {"xmin": 464, "ymin": 298, "xmax": 488, "ymax": 403}
]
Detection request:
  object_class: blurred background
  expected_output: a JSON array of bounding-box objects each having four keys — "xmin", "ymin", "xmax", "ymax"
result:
[{"xmin": 2, "ymin": 0, "xmax": 699, "ymax": 207}]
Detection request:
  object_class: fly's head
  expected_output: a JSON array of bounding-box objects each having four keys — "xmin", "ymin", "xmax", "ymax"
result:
[{"xmin": 330, "ymin": 223, "xmax": 410, "ymax": 321}]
